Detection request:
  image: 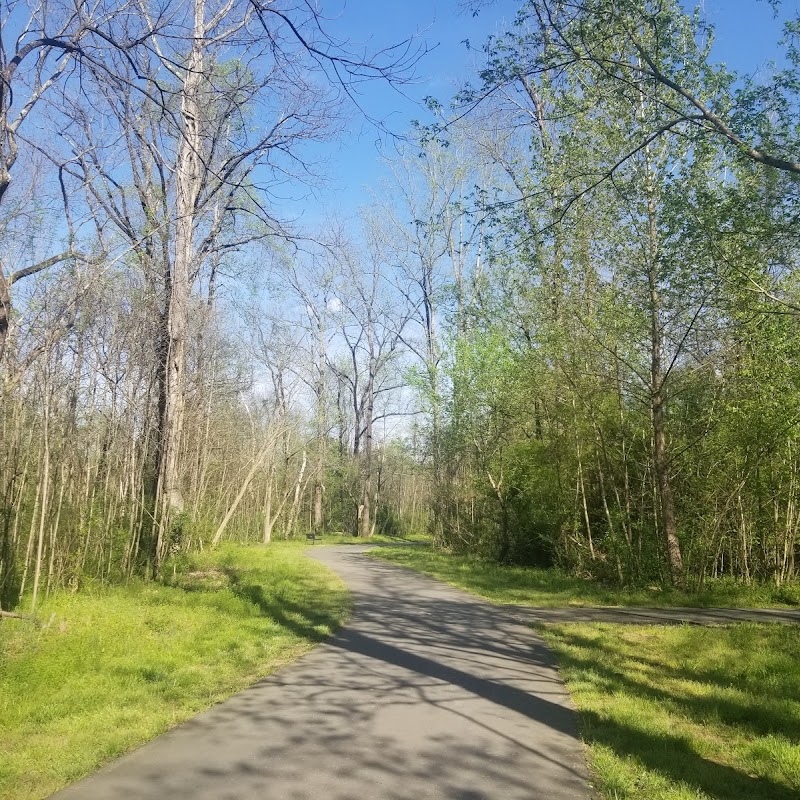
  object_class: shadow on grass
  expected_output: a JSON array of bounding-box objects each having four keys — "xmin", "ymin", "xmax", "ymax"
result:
[
  {"xmin": 545, "ymin": 626, "xmax": 800, "ymax": 799},
  {"xmin": 584, "ymin": 710, "xmax": 797, "ymax": 800},
  {"xmin": 225, "ymin": 572, "xmax": 339, "ymax": 643},
  {"xmin": 550, "ymin": 627, "xmax": 800, "ymax": 743}
]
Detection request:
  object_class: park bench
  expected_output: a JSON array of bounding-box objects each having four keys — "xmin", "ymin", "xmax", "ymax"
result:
[{"xmin": 305, "ymin": 532, "xmax": 323, "ymax": 545}]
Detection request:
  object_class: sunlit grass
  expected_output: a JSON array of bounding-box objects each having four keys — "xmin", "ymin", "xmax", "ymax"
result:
[
  {"xmin": 369, "ymin": 546, "xmax": 800, "ymax": 607},
  {"xmin": 542, "ymin": 623, "xmax": 800, "ymax": 800},
  {"xmin": 0, "ymin": 542, "xmax": 350, "ymax": 800}
]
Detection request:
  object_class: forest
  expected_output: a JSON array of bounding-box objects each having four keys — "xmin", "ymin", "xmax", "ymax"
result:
[{"xmin": 2, "ymin": 0, "xmax": 800, "ymax": 618}]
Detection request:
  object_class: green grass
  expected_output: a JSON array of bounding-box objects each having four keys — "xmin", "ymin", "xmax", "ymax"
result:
[
  {"xmin": 541, "ymin": 623, "xmax": 800, "ymax": 800},
  {"xmin": 0, "ymin": 542, "xmax": 350, "ymax": 800},
  {"xmin": 368, "ymin": 546, "xmax": 800, "ymax": 607}
]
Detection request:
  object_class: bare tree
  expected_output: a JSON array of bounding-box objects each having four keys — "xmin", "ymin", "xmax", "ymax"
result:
[
  {"xmin": 326, "ymin": 227, "xmax": 414, "ymax": 537},
  {"xmin": 0, "ymin": 0, "xmax": 116, "ymax": 361},
  {"xmin": 73, "ymin": 0, "xmax": 423, "ymax": 571}
]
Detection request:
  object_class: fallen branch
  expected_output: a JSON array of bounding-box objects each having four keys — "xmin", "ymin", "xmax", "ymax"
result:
[{"xmin": 0, "ymin": 608, "xmax": 43, "ymax": 625}]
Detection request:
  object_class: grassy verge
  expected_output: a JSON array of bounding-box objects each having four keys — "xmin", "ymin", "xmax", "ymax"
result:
[
  {"xmin": 368, "ymin": 546, "xmax": 800, "ymax": 607},
  {"xmin": 0, "ymin": 542, "xmax": 350, "ymax": 800},
  {"xmin": 541, "ymin": 623, "xmax": 800, "ymax": 800},
  {"xmin": 320, "ymin": 531, "xmax": 432, "ymax": 545}
]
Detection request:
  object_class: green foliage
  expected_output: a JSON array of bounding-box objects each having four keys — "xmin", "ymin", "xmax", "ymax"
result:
[
  {"xmin": 419, "ymin": 0, "xmax": 800, "ymax": 591},
  {"xmin": 543, "ymin": 623, "xmax": 800, "ymax": 800},
  {"xmin": 0, "ymin": 543, "xmax": 350, "ymax": 800}
]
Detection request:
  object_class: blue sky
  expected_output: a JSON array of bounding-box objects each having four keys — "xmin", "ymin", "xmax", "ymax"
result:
[
  {"xmin": 705, "ymin": 0, "xmax": 797, "ymax": 73},
  {"xmin": 300, "ymin": 0, "xmax": 797, "ymax": 223},
  {"xmin": 296, "ymin": 0, "xmax": 521, "ymax": 221}
]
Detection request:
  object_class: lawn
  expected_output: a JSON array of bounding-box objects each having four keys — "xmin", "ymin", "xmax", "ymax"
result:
[
  {"xmin": 368, "ymin": 546, "xmax": 800, "ymax": 608},
  {"xmin": 0, "ymin": 542, "xmax": 350, "ymax": 800},
  {"xmin": 542, "ymin": 623, "xmax": 800, "ymax": 800}
]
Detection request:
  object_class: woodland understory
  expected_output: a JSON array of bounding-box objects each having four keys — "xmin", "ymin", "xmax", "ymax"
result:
[{"xmin": 3, "ymin": 0, "xmax": 800, "ymax": 614}]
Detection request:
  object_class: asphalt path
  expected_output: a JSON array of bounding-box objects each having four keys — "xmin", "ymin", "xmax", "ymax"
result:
[{"xmin": 52, "ymin": 545, "xmax": 594, "ymax": 800}]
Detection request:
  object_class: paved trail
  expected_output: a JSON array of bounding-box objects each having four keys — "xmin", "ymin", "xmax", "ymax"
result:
[{"xmin": 52, "ymin": 546, "xmax": 594, "ymax": 800}]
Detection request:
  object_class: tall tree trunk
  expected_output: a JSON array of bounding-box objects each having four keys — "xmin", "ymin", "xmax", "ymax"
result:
[
  {"xmin": 359, "ymin": 385, "xmax": 374, "ymax": 538},
  {"xmin": 312, "ymin": 480, "xmax": 324, "ymax": 533},
  {"xmin": 263, "ymin": 463, "xmax": 275, "ymax": 544},
  {"xmin": 30, "ymin": 390, "xmax": 51, "ymax": 614},
  {"xmin": 286, "ymin": 450, "xmax": 308, "ymax": 537},
  {"xmin": 0, "ymin": 266, "xmax": 9, "ymax": 366},
  {"xmin": 154, "ymin": 0, "xmax": 205, "ymax": 573},
  {"xmin": 646, "ymin": 161, "xmax": 683, "ymax": 587},
  {"xmin": 312, "ymin": 319, "xmax": 326, "ymax": 533}
]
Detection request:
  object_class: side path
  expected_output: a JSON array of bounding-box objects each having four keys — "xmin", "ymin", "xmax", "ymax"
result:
[
  {"xmin": 513, "ymin": 606, "xmax": 800, "ymax": 625},
  {"xmin": 51, "ymin": 546, "xmax": 594, "ymax": 800}
]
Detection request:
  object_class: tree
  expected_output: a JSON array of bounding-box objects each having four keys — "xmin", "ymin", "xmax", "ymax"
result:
[
  {"xmin": 325, "ymin": 223, "xmax": 413, "ymax": 537},
  {"xmin": 376, "ymin": 128, "xmax": 492, "ymax": 541},
  {"xmin": 0, "ymin": 0, "xmax": 119, "ymax": 362},
  {"xmin": 417, "ymin": 0, "xmax": 800, "ymax": 586},
  {"xmin": 55, "ymin": 0, "xmax": 423, "ymax": 571}
]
